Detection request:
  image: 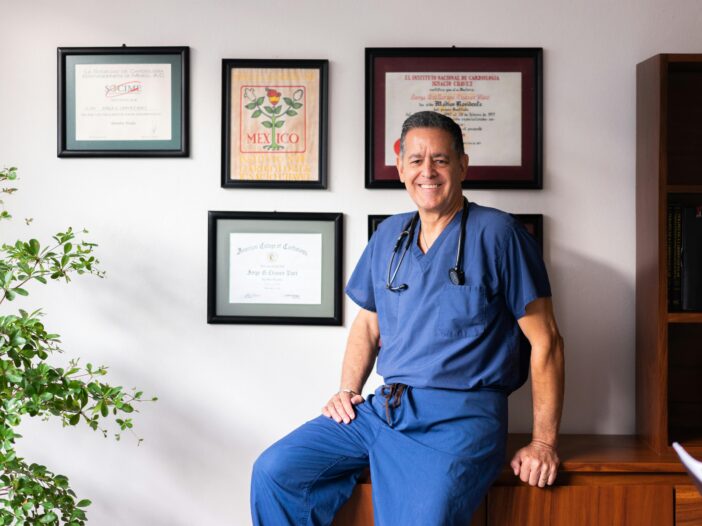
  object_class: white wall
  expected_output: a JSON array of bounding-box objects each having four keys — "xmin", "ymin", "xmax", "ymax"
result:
[{"xmin": 1, "ymin": 0, "xmax": 701, "ymax": 523}]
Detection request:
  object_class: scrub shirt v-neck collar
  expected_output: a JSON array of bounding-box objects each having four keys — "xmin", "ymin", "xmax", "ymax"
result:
[{"xmin": 410, "ymin": 207, "xmax": 464, "ymax": 273}]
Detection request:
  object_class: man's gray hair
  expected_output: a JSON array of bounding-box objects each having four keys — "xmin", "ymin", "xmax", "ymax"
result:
[{"xmin": 399, "ymin": 111, "xmax": 465, "ymax": 157}]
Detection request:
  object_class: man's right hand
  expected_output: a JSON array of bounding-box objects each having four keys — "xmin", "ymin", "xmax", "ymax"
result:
[{"xmin": 322, "ymin": 390, "xmax": 365, "ymax": 424}]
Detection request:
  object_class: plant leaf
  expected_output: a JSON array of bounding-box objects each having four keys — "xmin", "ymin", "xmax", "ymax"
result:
[
  {"xmin": 40, "ymin": 512, "xmax": 57, "ymax": 523},
  {"xmin": 29, "ymin": 239, "xmax": 40, "ymax": 255}
]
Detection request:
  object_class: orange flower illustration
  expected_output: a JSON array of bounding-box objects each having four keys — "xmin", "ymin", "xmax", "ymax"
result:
[{"xmin": 267, "ymin": 89, "xmax": 281, "ymax": 106}]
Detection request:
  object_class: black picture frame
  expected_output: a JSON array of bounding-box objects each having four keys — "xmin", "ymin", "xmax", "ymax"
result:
[
  {"xmin": 208, "ymin": 211, "xmax": 342, "ymax": 325},
  {"xmin": 367, "ymin": 212, "xmax": 543, "ymax": 253},
  {"xmin": 365, "ymin": 47, "xmax": 542, "ymax": 189},
  {"xmin": 368, "ymin": 214, "xmax": 391, "ymax": 240},
  {"xmin": 512, "ymin": 213, "xmax": 544, "ymax": 254},
  {"xmin": 221, "ymin": 59, "xmax": 329, "ymax": 189},
  {"xmin": 57, "ymin": 46, "xmax": 189, "ymax": 157}
]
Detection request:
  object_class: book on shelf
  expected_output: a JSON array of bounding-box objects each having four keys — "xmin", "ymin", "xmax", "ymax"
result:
[
  {"xmin": 668, "ymin": 204, "xmax": 683, "ymax": 311},
  {"xmin": 682, "ymin": 205, "xmax": 702, "ymax": 311},
  {"xmin": 668, "ymin": 203, "xmax": 702, "ymax": 311}
]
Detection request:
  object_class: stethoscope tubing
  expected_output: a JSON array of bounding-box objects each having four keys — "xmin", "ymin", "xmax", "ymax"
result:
[{"xmin": 386, "ymin": 197, "xmax": 469, "ymax": 291}]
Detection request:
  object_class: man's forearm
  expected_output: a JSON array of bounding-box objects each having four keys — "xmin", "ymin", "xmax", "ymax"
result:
[
  {"xmin": 530, "ymin": 335, "xmax": 565, "ymax": 447},
  {"xmin": 339, "ymin": 311, "xmax": 379, "ymax": 393},
  {"xmin": 512, "ymin": 298, "xmax": 563, "ymax": 486}
]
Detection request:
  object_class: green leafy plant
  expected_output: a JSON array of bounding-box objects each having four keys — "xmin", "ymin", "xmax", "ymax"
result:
[{"xmin": 0, "ymin": 167, "xmax": 155, "ymax": 525}]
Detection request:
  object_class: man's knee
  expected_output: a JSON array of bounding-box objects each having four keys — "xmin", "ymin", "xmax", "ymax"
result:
[{"xmin": 252, "ymin": 442, "xmax": 288, "ymax": 484}]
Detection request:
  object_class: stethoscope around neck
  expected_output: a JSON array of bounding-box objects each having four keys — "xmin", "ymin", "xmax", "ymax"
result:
[{"xmin": 386, "ymin": 197, "xmax": 469, "ymax": 292}]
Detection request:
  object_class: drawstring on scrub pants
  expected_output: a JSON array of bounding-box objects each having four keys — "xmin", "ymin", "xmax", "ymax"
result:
[{"xmin": 382, "ymin": 383, "xmax": 409, "ymax": 427}]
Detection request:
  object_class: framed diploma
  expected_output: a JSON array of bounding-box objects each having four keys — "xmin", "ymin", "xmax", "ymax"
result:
[
  {"xmin": 367, "ymin": 211, "xmax": 543, "ymax": 253},
  {"xmin": 365, "ymin": 48, "xmax": 542, "ymax": 189},
  {"xmin": 57, "ymin": 46, "xmax": 189, "ymax": 157},
  {"xmin": 208, "ymin": 211, "xmax": 342, "ymax": 325},
  {"xmin": 221, "ymin": 59, "xmax": 329, "ymax": 189}
]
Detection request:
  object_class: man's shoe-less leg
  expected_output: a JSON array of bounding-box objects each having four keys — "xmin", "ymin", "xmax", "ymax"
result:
[{"xmin": 251, "ymin": 402, "xmax": 380, "ymax": 526}]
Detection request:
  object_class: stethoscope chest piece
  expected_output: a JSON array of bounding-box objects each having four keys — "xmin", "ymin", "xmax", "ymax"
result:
[{"xmin": 448, "ymin": 267, "xmax": 465, "ymax": 286}]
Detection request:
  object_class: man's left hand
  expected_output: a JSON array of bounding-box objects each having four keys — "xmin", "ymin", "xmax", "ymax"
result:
[{"xmin": 510, "ymin": 440, "xmax": 560, "ymax": 487}]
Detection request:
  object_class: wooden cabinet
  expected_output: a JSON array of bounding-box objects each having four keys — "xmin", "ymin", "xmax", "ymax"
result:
[
  {"xmin": 332, "ymin": 484, "xmax": 373, "ymax": 526},
  {"xmin": 636, "ymin": 54, "xmax": 702, "ymax": 454},
  {"xmin": 333, "ymin": 434, "xmax": 700, "ymax": 526},
  {"xmin": 487, "ymin": 485, "xmax": 672, "ymax": 526},
  {"xmin": 482, "ymin": 434, "xmax": 693, "ymax": 526},
  {"xmin": 675, "ymin": 485, "xmax": 702, "ymax": 526}
]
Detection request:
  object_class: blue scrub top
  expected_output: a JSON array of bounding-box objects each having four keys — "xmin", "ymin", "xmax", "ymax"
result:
[{"xmin": 345, "ymin": 201, "xmax": 551, "ymax": 394}]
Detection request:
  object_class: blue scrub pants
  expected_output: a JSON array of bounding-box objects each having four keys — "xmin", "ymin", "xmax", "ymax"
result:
[{"xmin": 250, "ymin": 385, "xmax": 507, "ymax": 526}]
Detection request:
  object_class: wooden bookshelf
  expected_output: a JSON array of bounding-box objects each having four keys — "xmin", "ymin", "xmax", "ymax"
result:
[
  {"xmin": 666, "ymin": 185, "xmax": 702, "ymax": 193},
  {"xmin": 636, "ymin": 54, "xmax": 702, "ymax": 457},
  {"xmin": 668, "ymin": 313, "xmax": 702, "ymax": 323}
]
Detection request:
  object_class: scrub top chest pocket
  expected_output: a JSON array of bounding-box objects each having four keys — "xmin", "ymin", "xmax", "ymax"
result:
[
  {"xmin": 436, "ymin": 284, "xmax": 486, "ymax": 338},
  {"xmin": 375, "ymin": 283, "xmax": 399, "ymax": 338}
]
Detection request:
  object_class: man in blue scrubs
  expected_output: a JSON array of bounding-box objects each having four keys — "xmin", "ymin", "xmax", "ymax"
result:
[{"xmin": 251, "ymin": 111, "xmax": 565, "ymax": 525}]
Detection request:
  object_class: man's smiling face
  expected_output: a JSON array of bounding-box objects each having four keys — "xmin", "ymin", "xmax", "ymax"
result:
[{"xmin": 396, "ymin": 127, "xmax": 468, "ymax": 217}]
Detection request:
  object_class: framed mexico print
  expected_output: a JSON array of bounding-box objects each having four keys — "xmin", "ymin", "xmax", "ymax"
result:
[
  {"xmin": 208, "ymin": 211, "xmax": 342, "ymax": 325},
  {"xmin": 57, "ymin": 46, "xmax": 189, "ymax": 157},
  {"xmin": 221, "ymin": 59, "xmax": 328, "ymax": 189},
  {"xmin": 366, "ymin": 48, "xmax": 542, "ymax": 189}
]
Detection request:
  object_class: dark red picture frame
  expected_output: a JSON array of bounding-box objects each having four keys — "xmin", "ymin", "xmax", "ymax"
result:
[{"xmin": 365, "ymin": 48, "xmax": 542, "ymax": 189}]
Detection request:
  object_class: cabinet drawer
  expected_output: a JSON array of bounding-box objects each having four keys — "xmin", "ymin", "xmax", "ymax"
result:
[
  {"xmin": 675, "ymin": 485, "xmax": 702, "ymax": 526},
  {"xmin": 487, "ymin": 485, "xmax": 673, "ymax": 526}
]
